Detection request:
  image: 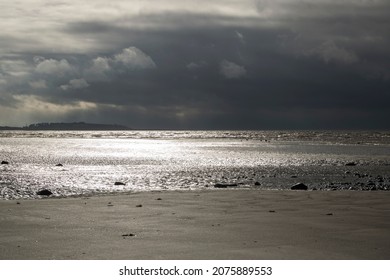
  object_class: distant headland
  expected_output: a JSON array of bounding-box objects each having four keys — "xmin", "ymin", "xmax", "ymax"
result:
[{"xmin": 0, "ymin": 122, "xmax": 131, "ymax": 131}]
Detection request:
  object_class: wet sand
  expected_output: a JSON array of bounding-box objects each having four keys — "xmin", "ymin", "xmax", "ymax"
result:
[{"xmin": 1, "ymin": 190, "xmax": 390, "ymax": 259}]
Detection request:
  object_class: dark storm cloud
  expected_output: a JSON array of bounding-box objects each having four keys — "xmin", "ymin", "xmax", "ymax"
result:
[{"xmin": 1, "ymin": 1, "xmax": 390, "ymax": 128}]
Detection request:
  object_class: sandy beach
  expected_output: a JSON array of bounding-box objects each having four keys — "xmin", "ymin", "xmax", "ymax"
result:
[{"xmin": 1, "ymin": 189, "xmax": 390, "ymax": 260}]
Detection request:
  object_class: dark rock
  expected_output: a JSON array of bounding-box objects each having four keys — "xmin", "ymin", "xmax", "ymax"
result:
[
  {"xmin": 345, "ymin": 162, "xmax": 357, "ymax": 166},
  {"xmin": 36, "ymin": 189, "xmax": 53, "ymax": 196},
  {"xmin": 254, "ymin": 181, "xmax": 261, "ymax": 186},
  {"xmin": 55, "ymin": 163, "xmax": 63, "ymax": 167},
  {"xmin": 291, "ymin": 175, "xmax": 298, "ymax": 178},
  {"xmin": 214, "ymin": 183, "xmax": 238, "ymax": 188},
  {"xmin": 370, "ymin": 186, "xmax": 377, "ymax": 191},
  {"xmin": 114, "ymin": 182, "xmax": 126, "ymax": 186},
  {"xmin": 326, "ymin": 213, "xmax": 333, "ymax": 216},
  {"xmin": 156, "ymin": 198, "xmax": 162, "ymax": 200},
  {"xmin": 136, "ymin": 204, "xmax": 142, "ymax": 207},
  {"xmin": 122, "ymin": 233, "xmax": 136, "ymax": 237},
  {"xmin": 291, "ymin": 183, "xmax": 308, "ymax": 190},
  {"xmin": 1, "ymin": 161, "xmax": 9, "ymax": 164}
]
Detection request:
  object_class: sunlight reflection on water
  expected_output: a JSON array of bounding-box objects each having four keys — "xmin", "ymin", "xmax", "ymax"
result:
[{"xmin": 1, "ymin": 132, "xmax": 390, "ymax": 199}]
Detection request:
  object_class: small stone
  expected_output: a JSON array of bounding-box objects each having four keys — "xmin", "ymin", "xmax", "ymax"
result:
[
  {"xmin": 114, "ymin": 182, "xmax": 126, "ymax": 186},
  {"xmin": 345, "ymin": 162, "xmax": 357, "ymax": 166},
  {"xmin": 291, "ymin": 183, "xmax": 308, "ymax": 190},
  {"xmin": 16, "ymin": 202, "xmax": 21, "ymax": 205},
  {"xmin": 55, "ymin": 163, "xmax": 63, "ymax": 167},
  {"xmin": 36, "ymin": 189, "xmax": 53, "ymax": 196},
  {"xmin": 136, "ymin": 204, "xmax": 142, "ymax": 207},
  {"xmin": 122, "ymin": 233, "xmax": 136, "ymax": 237},
  {"xmin": 1, "ymin": 161, "xmax": 9, "ymax": 164},
  {"xmin": 254, "ymin": 181, "xmax": 261, "ymax": 186},
  {"xmin": 326, "ymin": 213, "xmax": 333, "ymax": 216},
  {"xmin": 156, "ymin": 198, "xmax": 162, "ymax": 200},
  {"xmin": 214, "ymin": 183, "xmax": 238, "ymax": 188},
  {"xmin": 291, "ymin": 175, "xmax": 298, "ymax": 178}
]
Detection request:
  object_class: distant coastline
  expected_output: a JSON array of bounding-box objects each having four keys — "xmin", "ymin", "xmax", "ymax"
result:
[{"xmin": 0, "ymin": 122, "xmax": 131, "ymax": 131}]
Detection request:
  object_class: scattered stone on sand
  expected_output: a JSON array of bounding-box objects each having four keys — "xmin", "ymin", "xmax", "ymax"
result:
[
  {"xmin": 291, "ymin": 183, "xmax": 308, "ymax": 190},
  {"xmin": 254, "ymin": 181, "xmax": 261, "ymax": 186},
  {"xmin": 16, "ymin": 201, "xmax": 21, "ymax": 205},
  {"xmin": 36, "ymin": 189, "xmax": 53, "ymax": 196},
  {"xmin": 269, "ymin": 210, "xmax": 276, "ymax": 213},
  {"xmin": 55, "ymin": 163, "xmax": 63, "ymax": 167},
  {"xmin": 156, "ymin": 198, "xmax": 162, "ymax": 200},
  {"xmin": 214, "ymin": 183, "xmax": 238, "ymax": 188},
  {"xmin": 326, "ymin": 213, "xmax": 333, "ymax": 216},
  {"xmin": 122, "ymin": 233, "xmax": 136, "ymax": 237},
  {"xmin": 291, "ymin": 175, "xmax": 298, "ymax": 178},
  {"xmin": 114, "ymin": 182, "xmax": 126, "ymax": 186},
  {"xmin": 345, "ymin": 162, "xmax": 357, "ymax": 166},
  {"xmin": 136, "ymin": 204, "xmax": 142, "ymax": 207},
  {"xmin": 1, "ymin": 161, "xmax": 9, "ymax": 164}
]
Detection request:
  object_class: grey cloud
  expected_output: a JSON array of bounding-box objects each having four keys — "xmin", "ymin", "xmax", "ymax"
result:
[
  {"xmin": 113, "ymin": 47, "xmax": 156, "ymax": 69},
  {"xmin": 186, "ymin": 61, "xmax": 208, "ymax": 70},
  {"xmin": 1, "ymin": 1, "xmax": 390, "ymax": 129},
  {"xmin": 29, "ymin": 79, "xmax": 48, "ymax": 89},
  {"xmin": 219, "ymin": 60, "xmax": 247, "ymax": 79},
  {"xmin": 83, "ymin": 57, "xmax": 111, "ymax": 81},
  {"xmin": 35, "ymin": 58, "xmax": 77, "ymax": 77},
  {"xmin": 60, "ymin": 78, "xmax": 89, "ymax": 91},
  {"xmin": 305, "ymin": 40, "xmax": 359, "ymax": 64}
]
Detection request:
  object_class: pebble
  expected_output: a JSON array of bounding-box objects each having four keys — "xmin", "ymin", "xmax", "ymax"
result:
[
  {"xmin": 36, "ymin": 189, "xmax": 53, "ymax": 196},
  {"xmin": 291, "ymin": 183, "xmax": 308, "ymax": 190},
  {"xmin": 214, "ymin": 183, "xmax": 238, "ymax": 188}
]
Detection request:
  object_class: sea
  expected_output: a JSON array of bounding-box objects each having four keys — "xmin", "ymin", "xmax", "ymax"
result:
[{"xmin": 1, "ymin": 130, "xmax": 390, "ymax": 199}]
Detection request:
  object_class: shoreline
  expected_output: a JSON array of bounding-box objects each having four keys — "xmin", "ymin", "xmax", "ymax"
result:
[{"xmin": 1, "ymin": 189, "xmax": 390, "ymax": 260}]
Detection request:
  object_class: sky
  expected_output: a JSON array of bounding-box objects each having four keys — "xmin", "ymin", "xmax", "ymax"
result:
[{"xmin": 1, "ymin": 0, "xmax": 389, "ymax": 129}]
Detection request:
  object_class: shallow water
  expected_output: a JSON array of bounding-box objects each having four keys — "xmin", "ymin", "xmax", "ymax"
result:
[{"xmin": 1, "ymin": 131, "xmax": 390, "ymax": 199}]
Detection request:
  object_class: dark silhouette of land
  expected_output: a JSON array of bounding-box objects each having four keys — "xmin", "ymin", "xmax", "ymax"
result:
[{"xmin": 0, "ymin": 122, "xmax": 131, "ymax": 130}]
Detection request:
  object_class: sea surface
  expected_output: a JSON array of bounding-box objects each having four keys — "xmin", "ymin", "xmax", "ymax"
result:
[{"xmin": 1, "ymin": 130, "xmax": 390, "ymax": 199}]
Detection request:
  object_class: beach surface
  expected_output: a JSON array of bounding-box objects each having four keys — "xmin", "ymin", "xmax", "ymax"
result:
[{"xmin": 1, "ymin": 190, "xmax": 390, "ymax": 260}]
